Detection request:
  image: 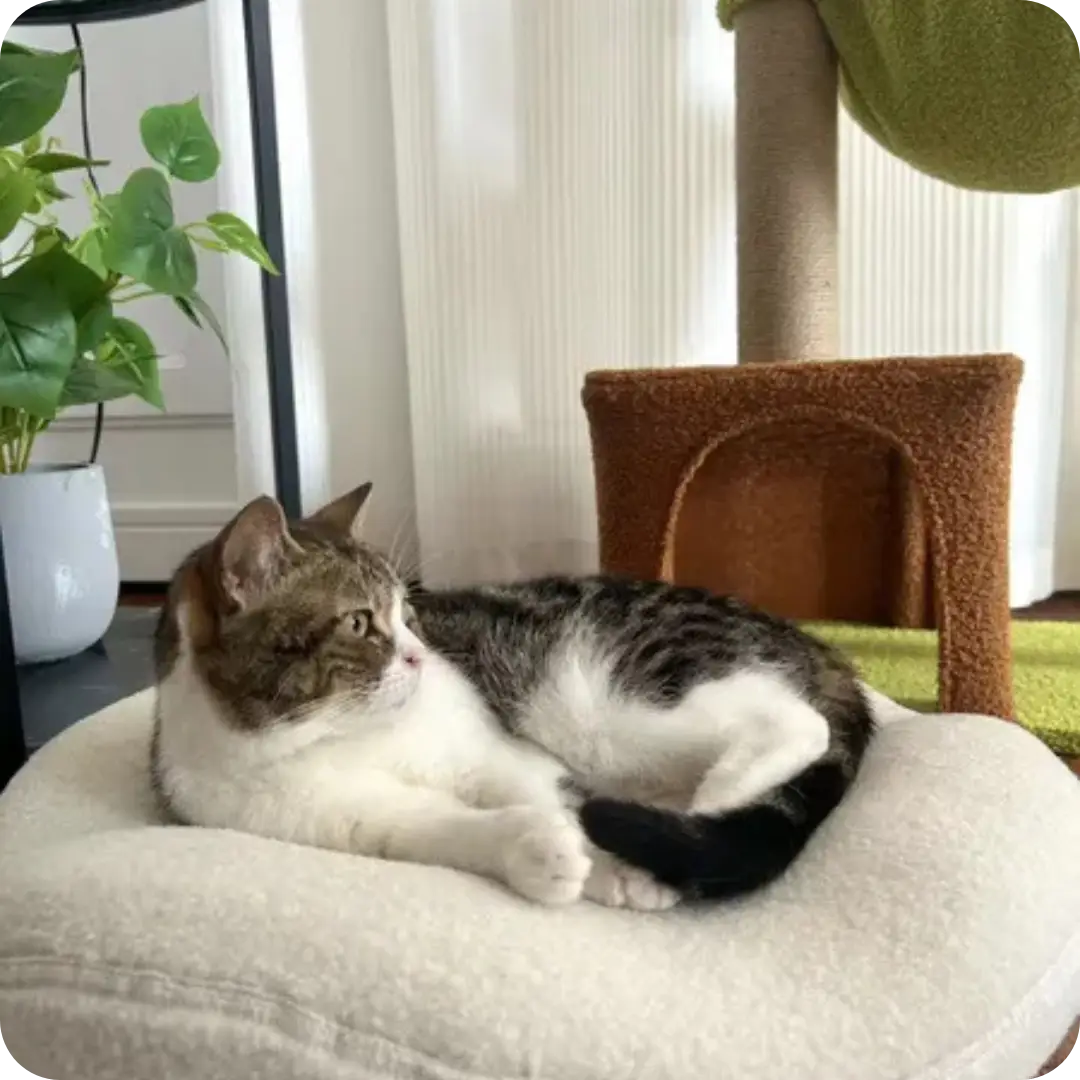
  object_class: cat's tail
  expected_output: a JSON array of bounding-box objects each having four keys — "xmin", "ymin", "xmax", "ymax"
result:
[{"xmin": 578, "ymin": 760, "xmax": 849, "ymax": 901}]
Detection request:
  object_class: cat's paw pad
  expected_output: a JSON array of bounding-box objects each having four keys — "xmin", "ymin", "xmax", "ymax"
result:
[
  {"xmin": 502, "ymin": 809, "xmax": 592, "ymax": 906},
  {"xmin": 584, "ymin": 854, "xmax": 681, "ymax": 912}
]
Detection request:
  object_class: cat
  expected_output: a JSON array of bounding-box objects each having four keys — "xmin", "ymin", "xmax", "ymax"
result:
[{"xmin": 152, "ymin": 483, "xmax": 874, "ymax": 911}]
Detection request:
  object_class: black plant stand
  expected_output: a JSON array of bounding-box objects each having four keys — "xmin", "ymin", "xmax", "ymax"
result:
[
  {"xmin": 0, "ymin": 0, "xmax": 302, "ymax": 788},
  {"xmin": 0, "ymin": 532, "xmax": 26, "ymax": 791}
]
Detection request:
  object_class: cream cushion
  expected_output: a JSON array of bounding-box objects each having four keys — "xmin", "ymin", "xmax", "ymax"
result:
[{"xmin": 1, "ymin": 689, "xmax": 1079, "ymax": 1080}]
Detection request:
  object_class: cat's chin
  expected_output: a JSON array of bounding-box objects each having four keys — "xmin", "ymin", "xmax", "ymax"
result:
[{"xmin": 373, "ymin": 673, "xmax": 422, "ymax": 713}]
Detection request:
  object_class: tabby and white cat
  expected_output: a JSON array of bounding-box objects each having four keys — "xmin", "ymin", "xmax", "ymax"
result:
[{"xmin": 152, "ymin": 484, "xmax": 874, "ymax": 911}]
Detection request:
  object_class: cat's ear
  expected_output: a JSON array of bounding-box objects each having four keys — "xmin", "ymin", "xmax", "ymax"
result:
[
  {"xmin": 217, "ymin": 495, "xmax": 298, "ymax": 609},
  {"xmin": 307, "ymin": 482, "xmax": 372, "ymax": 543}
]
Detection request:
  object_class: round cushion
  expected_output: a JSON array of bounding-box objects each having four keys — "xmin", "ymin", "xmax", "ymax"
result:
[
  {"xmin": 2, "ymin": 691, "xmax": 1080, "ymax": 1080},
  {"xmin": 718, "ymin": 0, "xmax": 1080, "ymax": 193}
]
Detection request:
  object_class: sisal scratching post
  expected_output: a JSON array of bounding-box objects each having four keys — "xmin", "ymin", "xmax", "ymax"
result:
[
  {"xmin": 734, "ymin": 0, "xmax": 932, "ymax": 628},
  {"xmin": 734, "ymin": 0, "xmax": 839, "ymax": 363}
]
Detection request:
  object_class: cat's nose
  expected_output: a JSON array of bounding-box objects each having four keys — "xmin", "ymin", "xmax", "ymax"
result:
[{"xmin": 401, "ymin": 649, "xmax": 423, "ymax": 669}]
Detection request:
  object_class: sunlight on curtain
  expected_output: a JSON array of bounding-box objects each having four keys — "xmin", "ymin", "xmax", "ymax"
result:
[
  {"xmin": 388, "ymin": 0, "xmax": 1078, "ymax": 597},
  {"xmin": 840, "ymin": 122, "xmax": 1077, "ymax": 605},
  {"xmin": 387, "ymin": 0, "xmax": 736, "ymax": 584}
]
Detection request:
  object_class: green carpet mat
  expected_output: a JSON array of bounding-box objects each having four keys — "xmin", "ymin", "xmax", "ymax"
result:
[{"xmin": 805, "ymin": 621, "xmax": 1080, "ymax": 756}]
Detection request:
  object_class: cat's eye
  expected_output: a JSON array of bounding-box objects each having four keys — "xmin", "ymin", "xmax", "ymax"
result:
[{"xmin": 347, "ymin": 609, "xmax": 372, "ymax": 636}]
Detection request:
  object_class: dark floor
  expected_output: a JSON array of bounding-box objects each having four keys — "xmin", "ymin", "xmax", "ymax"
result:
[
  {"xmin": 1014, "ymin": 591, "xmax": 1080, "ymax": 621},
  {"xmin": 17, "ymin": 605, "xmax": 158, "ymax": 752}
]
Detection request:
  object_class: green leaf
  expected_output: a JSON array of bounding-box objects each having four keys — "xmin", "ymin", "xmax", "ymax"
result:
[
  {"xmin": 31, "ymin": 225, "xmax": 70, "ymax": 256},
  {"xmin": 91, "ymin": 190, "xmax": 122, "ymax": 226},
  {"xmin": 0, "ymin": 159, "xmax": 36, "ymax": 241},
  {"xmin": 190, "ymin": 234, "xmax": 230, "ymax": 254},
  {"xmin": 1, "ymin": 43, "xmax": 40, "ymax": 59},
  {"xmin": 59, "ymin": 353, "xmax": 143, "ymax": 408},
  {"xmin": 34, "ymin": 174, "xmax": 70, "ymax": 204},
  {"xmin": 57, "ymin": 312, "xmax": 161, "ymax": 410},
  {"xmin": 173, "ymin": 292, "xmax": 227, "ymax": 354},
  {"xmin": 27, "ymin": 247, "xmax": 109, "ymax": 314},
  {"xmin": 172, "ymin": 293, "xmax": 200, "ymax": 327},
  {"xmin": 115, "ymin": 168, "xmax": 174, "ymax": 227},
  {"xmin": 17, "ymin": 247, "xmax": 113, "ymax": 357},
  {"xmin": 70, "ymin": 227, "xmax": 107, "ymax": 277},
  {"xmin": 21, "ymin": 132, "xmax": 42, "ymax": 157},
  {"xmin": 0, "ymin": 259, "xmax": 78, "ymax": 415},
  {"xmin": 0, "ymin": 48, "xmax": 80, "ymax": 148},
  {"xmin": 105, "ymin": 316, "xmax": 163, "ymax": 408},
  {"xmin": 140, "ymin": 98, "xmax": 220, "ymax": 183},
  {"xmin": 204, "ymin": 212, "xmax": 278, "ymax": 274},
  {"xmin": 62, "ymin": 315, "xmax": 163, "ymax": 410},
  {"xmin": 188, "ymin": 290, "xmax": 228, "ymax": 354},
  {"xmin": 101, "ymin": 168, "xmax": 197, "ymax": 295},
  {"xmin": 25, "ymin": 151, "xmax": 110, "ymax": 174},
  {"xmin": 77, "ymin": 299, "xmax": 113, "ymax": 355}
]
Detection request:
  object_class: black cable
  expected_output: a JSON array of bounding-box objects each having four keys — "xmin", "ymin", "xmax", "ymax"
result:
[
  {"xmin": 69, "ymin": 22, "xmax": 105, "ymax": 464},
  {"xmin": 17, "ymin": 1, "xmax": 204, "ymax": 26}
]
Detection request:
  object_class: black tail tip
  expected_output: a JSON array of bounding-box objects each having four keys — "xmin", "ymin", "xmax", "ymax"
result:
[{"xmin": 580, "ymin": 798, "xmax": 699, "ymax": 850}]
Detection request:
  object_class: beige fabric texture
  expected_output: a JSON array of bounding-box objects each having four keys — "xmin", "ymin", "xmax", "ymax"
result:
[
  {"xmin": 1, "ymin": 691, "xmax": 1080, "ymax": 1080},
  {"xmin": 735, "ymin": 0, "xmax": 839, "ymax": 362}
]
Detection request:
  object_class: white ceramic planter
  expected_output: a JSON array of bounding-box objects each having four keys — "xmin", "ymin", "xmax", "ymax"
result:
[{"xmin": 0, "ymin": 464, "xmax": 120, "ymax": 665}]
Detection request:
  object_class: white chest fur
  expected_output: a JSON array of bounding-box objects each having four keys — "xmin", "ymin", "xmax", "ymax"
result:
[{"xmin": 155, "ymin": 648, "xmax": 545, "ymax": 828}]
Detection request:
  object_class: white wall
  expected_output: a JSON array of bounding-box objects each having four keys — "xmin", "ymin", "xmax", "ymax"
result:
[{"xmin": 11, "ymin": 5, "xmax": 238, "ymax": 581}]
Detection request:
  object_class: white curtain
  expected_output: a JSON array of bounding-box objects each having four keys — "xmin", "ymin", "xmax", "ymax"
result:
[
  {"xmin": 839, "ymin": 121, "xmax": 1078, "ymax": 607},
  {"xmin": 385, "ymin": 0, "xmax": 1079, "ymax": 604}
]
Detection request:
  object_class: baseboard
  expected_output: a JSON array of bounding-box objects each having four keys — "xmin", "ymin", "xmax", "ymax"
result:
[
  {"xmin": 1056, "ymin": 529, "xmax": 1080, "ymax": 593},
  {"xmin": 111, "ymin": 502, "xmax": 237, "ymax": 582},
  {"xmin": 47, "ymin": 412, "xmax": 233, "ymax": 434}
]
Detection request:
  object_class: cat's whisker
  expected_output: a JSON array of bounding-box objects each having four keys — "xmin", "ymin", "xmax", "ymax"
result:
[
  {"xmin": 385, "ymin": 509, "xmax": 417, "ymax": 578},
  {"xmin": 397, "ymin": 547, "xmax": 453, "ymax": 589},
  {"xmin": 390, "ymin": 541, "xmax": 425, "ymax": 586},
  {"xmin": 384, "ymin": 518, "xmax": 405, "ymax": 573},
  {"xmin": 279, "ymin": 688, "xmax": 370, "ymax": 725}
]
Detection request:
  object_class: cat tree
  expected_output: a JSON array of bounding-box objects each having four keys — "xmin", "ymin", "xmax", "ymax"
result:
[
  {"xmin": 585, "ymin": 0, "xmax": 1080, "ymax": 721},
  {"xmin": 586, "ymin": 12, "xmax": 1079, "ymax": 1065}
]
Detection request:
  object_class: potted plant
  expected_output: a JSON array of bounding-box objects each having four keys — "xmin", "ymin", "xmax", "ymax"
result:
[{"xmin": 0, "ymin": 40, "xmax": 275, "ymax": 663}]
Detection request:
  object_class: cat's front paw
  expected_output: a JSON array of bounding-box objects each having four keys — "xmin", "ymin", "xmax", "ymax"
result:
[
  {"xmin": 501, "ymin": 808, "xmax": 592, "ymax": 906},
  {"xmin": 583, "ymin": 849, "xmax": 681, "ymax": 912}
]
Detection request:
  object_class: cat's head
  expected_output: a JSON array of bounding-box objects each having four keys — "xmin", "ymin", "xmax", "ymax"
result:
[{"xmin": 157, "ymin": 483, "xmax": 426, "ymax": 730}]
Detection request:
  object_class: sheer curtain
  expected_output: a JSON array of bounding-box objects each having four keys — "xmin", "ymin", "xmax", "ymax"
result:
[
  {"xmin": 839, "ymin": 123, "xmax": 1078, "ymax": 607},
  {"xmin": 386, "ymin": 0, "xmax": 1078, "ymax": 603}
]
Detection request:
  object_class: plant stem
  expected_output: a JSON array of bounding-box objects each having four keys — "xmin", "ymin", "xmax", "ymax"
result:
[
  {"xmin": 112, "ymin": 289, "xmax": 156, "ymax": 304},
  {"xmin": 0, "ymin": 233, "xmax": 35, "ymax": 268},
  {"xmin": 17, "ymin": 416, "xmax": 36, "ymax": 472},
  {"xmin": 0, "ymin": 409, "xmax": 14, "ymax": 475},
  {"xmin": 0, "ymin": 413, "xmax": 43, "ymax": 475}
]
